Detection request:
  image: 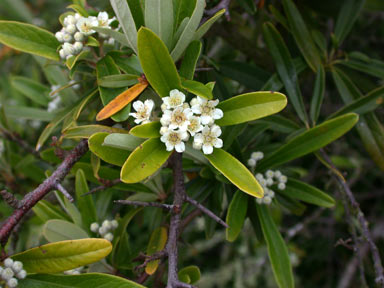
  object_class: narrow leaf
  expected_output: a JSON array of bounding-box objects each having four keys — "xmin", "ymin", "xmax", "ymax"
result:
[
  {"xmin": 145, "ymin": 227, "xmax": 167, "ymax": 275},
  {"xmin": 43, "ymin": 219, "xmax": 88, "ymax": 242},
  {"xmin": 226, "ymin": 190, "xmax": 248, "ymax": 242},
  {"xmin": 179, "ymin": 40, "xmax": 202, "ymax": 80},
  {"xmin": 193, "ymin": 9, "xmax": 225, "ymax": 40},
  {"xmin": 75, "ymin": 169, "xmax": 97, "ymax": 230},
  {"xmin": 129, "ymin": 121, "xmax": 161, "ymax": 138},
  {"xmin": 103, "ymin": 133, "xmax": 145, "ymax": 151},
  {"xmin": 310, "ymin": 65, "xmax": 325, "ymax": 124},
  {"xmin": 181, "ymin": 79, "xmax": 213, "ymax": 99}
]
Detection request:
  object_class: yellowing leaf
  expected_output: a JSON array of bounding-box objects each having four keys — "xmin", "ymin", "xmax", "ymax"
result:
[
  {"xmin": 96, "ymin": 80, "xmax": 148, "ymax": 121},
  {"xmin": 145, "ymin": 227, "xmax": 167, "ymax": 275}
]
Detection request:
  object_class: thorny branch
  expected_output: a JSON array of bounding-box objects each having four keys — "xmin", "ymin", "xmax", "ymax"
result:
[
  {"xmin": 320, "ymin": 150, "xmax": 384, "ymax": 287},
  {"xmin": 0, "ymin": 139, "xmax": 88, "ymax": 247}
]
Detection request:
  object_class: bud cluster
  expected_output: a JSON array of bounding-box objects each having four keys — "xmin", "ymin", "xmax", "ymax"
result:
[
  {"xmin": 247, "ymin": 151, "xmax": 288, "ymax": 205},
  {"xmin": 0, "ymin": 258, "xmax": 27, "ymax": 288},
  {"xmin": 55, "ymin": 12, "xmax": 116, "ymax": 60},
  {"xmin": 90, "ymin": 219, "xmax": 118, "ymax": 242}
]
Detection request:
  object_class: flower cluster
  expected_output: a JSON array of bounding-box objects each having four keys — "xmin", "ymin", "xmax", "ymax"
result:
[
  {"xmin": 64, "ymin": 266, "xmax": 84, "ymax": 275},
  {"xmin": 247, "ymin": 151, "xmax": 288, "ymax": 205},
  {"xmin": 156, "ymin": 90, "xmax": 223, "ymax": 154},
  {"xmin": 90, "ymin": 219, "xmax": 118, "ymax": 242},
  {"xmin": 56, "ymin": 12, "xmax": 115, "ymax": 60},
  {"xmin": 0, "ymin": 258, "xmax": 27, "ymax": 288}
]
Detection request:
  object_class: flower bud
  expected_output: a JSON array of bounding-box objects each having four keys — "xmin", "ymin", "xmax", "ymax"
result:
[
  {"xmin": 255, "ymin": 173, "xmax": 264, "ymax": 181},
  {"xmin": 59, "ymin": 49, "xmax": 66, "ymax": 59},
  {"xmin": 265, "ymin": 170, "xmax": 274, "ymax": 178},
  {"xmin": 63, "ymin": 43, "xmax": 75, "ymax": 56},
  {"xmin": 98, "ymin": 226, "xmax": 107, "ymax": 236},
  {"xmin": 12, "ymin": 261, "xmax": 23, "ymax": 273},
  {"xmin": 111, "ymin": 220, "xmax": 118, "ymax": 229},
  {"xmin": 74, "ymin": 32, "xmax": 85, "ymax": 42},
  {"xmin": 63, "ymin": 33, "xmax": 73, "ymax": 42},
  {"xmin": 16, "ymin": 269, "xmax": 27, "ymax": 279},
  {"xmin": 103, "ymin": 233, "xmax": 114, "ymax": 242},
  {"xmin": 279, "ymin": 175, "xmax": 287, "ymax": 183},
  {"xmin": 278, "ymin": 183, "xmax": 286, "ymax": 190},
  {"xmin": 65, "ymin": 24, "xmax": 77, "ymax": 34},
  {"xmin": 247, "ymin": 158, "xmax": 256, "ymax": 167},
  {"xmin": 4, "ymin": 258, "xmax": 14, "ymax": 268},
  {"xmin": 73, "ymin": 42, "xmax": 83, "ymax": 53},
  {"xmin": 256, "ymin": 198, "xmax": 263, "ymax": 204},
  {"xmin": 90, "ymin": 222, "xmax": 100, "ymax": 233},
  {"xmin": 102, "ymin": 220, "xmax": 111, "ymax": 230},
  {"xmin": 266, "ymin": 178, "xmax": 274, "ymax": 186},
  {"xmin": 64, "ymin": 15, "xmax": 76, "ymax": 26},
  {"xmin": 274, "ymin": 170, "xmax": 282, "ymax": 178},
  {"xmin": 7, "ymin": 278, "xmax": 18, "ymax": 288},
  {"xmin": 263, "ymin": 196, "xmax": 272, "ymax": 205},
  {"xmin": 55, "ymin": 31, "xmax": 64, "ymax": 42},
  {"xmin": 1, "ymin": 268, "xmax": 14, "ymax": 281}
]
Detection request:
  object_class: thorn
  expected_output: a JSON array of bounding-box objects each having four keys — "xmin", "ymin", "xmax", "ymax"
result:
[{"xmin": 0, "ymin": 190, "xmax": 20, "ymax": 209}]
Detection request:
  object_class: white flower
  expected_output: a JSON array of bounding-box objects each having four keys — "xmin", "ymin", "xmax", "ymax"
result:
[
  {"xmin": 47, "ymin": 97, "xmax": 61, "ymax": 112},
  {"xmin": 16, "ymin": 270, "xmax": 26, "ymax": 279},
  {"xmin": 193, "ymin": 125, "xmax": 223, "ymax": 155},
  {"xmin": 263, "ymin": 196, "xmax": 272, "ymax": 205},
  {"xmin": 104, "ymin": 233, "xmax": 114, "ymax": 242},
  {"xmin": 191, "ymin": 97, "xmax": 223, "ymax": 125},
  {"xmin": 278, "ymin": 183, "xmax": 286, "ymax": 190},
  {"xmin": 266, "ymin": 189, "xmax": 275, "ymax": 198},
  {"xmin": 274, "ymin": 170, "xmax": 282, "ymax": 178},
  {"xmin": 247, "ymin": 158, "xmax": 256, "ymax": 167},
  {"xmin": 76, "ymin": 16, "xmax": 98, "ymax": 35},
  {"xmin": 102, "ymin": 220, "xmax": 111, "ymax": 230},
  {"xmin": 251, "ymin": 151, "xmax": 264, "ymax": 160},
  {"xmin": 59, "ymin": 49, "xmax": 66, "ymax": 59},
  {"xmin": 74, "ymin": 31, "xmax": 85, "ymax": 41},
  {"xmin": 266, "ymin": 178, "xmax": 274, "ymax": 186},
  {"xmin": 64, "ymin": 15, "xmax": 77, "ymax": 26},
  {"xmin": 1, "ymin": 268, "xmax": 14, "ymax": 280},
  {"xmin": 161, "ymin": 107, "xmax": 192, "ymax": 131},
  {"xmin": 4, "ymin": 258, "xmax": 14, "ymax": 268},
  {"xmin": 65, "ymin": 24, "xmax": 77, "ymax": 34},
  {"xmin": 73, "ymin": 41, "xmax": 83, "ymax": 53},
  {"xmin": 163, "ymin": 89, "xmax": 186, "ymax": 109},
  {"xmin": 12, "ymin": 261, "xmax": 23, "ymax": 273},
  {"xmin": 7, "ymin": 278, "xmax": 18, "ymax": 288},
  {"xmin": 75, "ymin": 13, "xmax": 82, "ymax": 21},
  {"xmin": 187, "ymin": 115, "xmax": 203, "ymax": 136},
  {"xmin": 111, "ymin": 220, "xmax": 118, "ymax": 229},
  {"xmin": 97, "ymin": 12, "xmax": 115, "ymax": 28},
  {"xmin": 62, "ymin": 42, "xmax": 76, "ymax": 56},
  {"xmin": 160, "ymin": 129, "xmax": 189, "ymax": 153},
  {"xmin": 129, "ymin": 100, "xmax": 154, "ymax": 124},
  {"xmin": 266, "ymin": 170, "xmax": 274, "ymax": 178},
  {"xmin": 62, "ymin": 33, "xmax": 73, "ymax": 42},
  {"xmin": 255, "ymin": 173, "xmax": 264, "ymax": 181},
  {"xmin": 160, "ymin": 126, "xmax": 169, "ymax": 135},
  {"xmin": 90, "ymin": 222, "xmax": 99, "ymax": 233},
  {"xmin": 55, "ymin": 31, "xmax": 64, "ymax": 42},
  {"xmin": 279, "ymin": 175, "xmax": 287, "ymax": 183},
  {"xmin": 256, "ymin": 198, "xmax": 263, "ymax": 204},
  {"xmin": 98, "ymin": 226, "xmax": 107, "ymax": 236}
]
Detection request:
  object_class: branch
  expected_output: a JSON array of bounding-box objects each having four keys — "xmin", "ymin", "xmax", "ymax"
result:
[
  {"xmin": 55, "ymin": 183, "xmax": 74, "ymax": 203},
  {"xmin": 184, "ymin": 196, "xmax": 228, "ymax": 228},
  {"xmin": 82, "ymin": 178, "xmax": 121, "ymax": 196},
  {"xmin": 134, "ymin": 250, "xmax": 168, "ymax": 272},
  {"xmin": 0, "ymin": 190, "xmax": 20, "ymax": 209},
  {"xmin": 0, "ymin": 129, "xmax": 41, "ymax": 159},
  {"xmin": 115, "ymin": 200, "xmax": 174, "ymax": 210},
  {"xmin": 320, "ymin": 150, "xmax": 384, "ymax": 287},
  {"xmin": 0, "ymin": 139, "xmax": 88, "ymax": 247}
]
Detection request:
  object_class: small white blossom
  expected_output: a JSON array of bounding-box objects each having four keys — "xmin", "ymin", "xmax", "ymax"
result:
[
  {"xmin": 1, "ymin": 268, "xmax": 14, "ymax": 281},
  {"xmin": 102, "ymin": 220, "xmax": 111, "ymax": 230},
  {"xmin": 55, "ymin": 31, "xmax": 64, "ymax": 42},
  {"xmin": 256, "ymin": 198, "xmax": 263, "ymax": 204},
  {"xmin": 4, "ymin": 258, "xmax": 13, "ymax": 268},
  {"xmin": 47, "ymin": 97, "xmax": 61, "ymax": 113},
  {"xmin": 12, "ymin": 261, "xmax": 23, "ymax": 273},
  {"xmin": 65, "ymin": 24, "xmax": 77, "ymax": 34},
  {"xmin": 62, "ymin": 32, "xmax": 73, "ymax": 42},
  {"xmin": 160, "ymin": 129, "xmax": 189, "ymax": 153},
  {"xmin": 97, "ymin": 12, "xmax": 115, "ymax": 28},
  {"xmin": 247, "ymin": 158, "xmax": 257, "ymax": 167},
  {"xmin": 255, "ymin": 173, "xmax": 264, "ymax": 181},
  {"xmin": 64, "ymin": 15, "xmax": 77, "ymax": 26},
  {"xmin": 191, "ymin": 97, "xmax": 223, "ymax": 125},
  {"xmin": 162, "ymin": 89, "xmax": 186, "ymax": 109},
  {"xmin": 266, "ymin": 178, "xmax": 274, "ymax": 186},
  {"xmin": 90, "ymin": 222, "xmax": 99, "ymax": 233},
  {"xmin": 266, "ymin": 170, "xmax": 274, "ymax": 178},
  {"xmin": 274, "ymin": 170, "xmax": 282, "ymax": 178},
  {"xmin": 76, "ymin": 16, "xmax": 98, "ymax": 35},
  {"xmin": 107, "ymin": 37, "xmax": 115, "ymax": 45},
  {"xmin": 62, "ymin": 42, "xmax": 76, "ymax": 56},
  {"xmin": 7, "ymin": 278, "xmax": 18, "ymax": 288},
  {"xmin": 59, "ymin": 49, "xmax": 66, "ymax": 59},
  {"xmin": 111, "ymin": 220, "xmax": 118, "ymax": 229},
  {"xmin": 193, "ymin": 125, "xmax": 223, "ymax": 155},
  {"xmin": 73, "ymin": 41, "xmax": 83, "ymax": 53},
  {"xmin": 161, "ymin": 107, "xmax": 192, "ymax": 131},
  {"xmin": 129, "ymin": 100, "xmax": 154, "ymax": 124},
  {"xmin": 187, "ymin": 115, "xmax": 203, "ymax": 136},
  {"xmin": 263, "ymin": 196, "xmax": 272, "ymax": 205},
  {"xmin": 279, "ymin": 175, "xmax": 288, "ymax": 183},
  {"xmin": 74, "ymin": 13, "xmax": 82, "ymax": 21},
  {"xmin": 251, "ymin": 151, "xmax": 264, "ymax": 160},
  {"xmin": 98, "ymin": 226, "xmax": 107, "ymax": 236},
  {"xmin": 104, "ymin": 233, "xmax": 114, "ymax": 242},
  {"xmin": 74, "ymin": 31, "xmax": 85, "ymax": 41},
  {"xmin": 16, "ymin": 270, "xmax": 26, "ymax": 279},
  {"xmin": 278, "ymin": 183, "xmax": 286, "ymax": 190}
]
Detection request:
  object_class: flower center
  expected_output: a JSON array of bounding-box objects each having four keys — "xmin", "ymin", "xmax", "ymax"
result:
[
  {"xmin": 169, "ymin": 133, "xmax": 180, "ymax": 144},
  {"xmin": 170, "ymin": 97, "xmax": 182, "ymax": 106},
  {"xmin": 202, "ymin": 106, "xmax": 212, "ymax": 115}
]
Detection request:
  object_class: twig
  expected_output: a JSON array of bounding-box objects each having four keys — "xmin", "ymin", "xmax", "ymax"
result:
[
  {"xmin": 134, "ymin": 250, "xmax": 168, "ymax": 272},
  {"xmin": 0, "ymin": 139, "xmax": 88, "ymax": 247},
  {"xmin": 55, "ymin": 183, "xmax": 74, "ymax": 203},
  {"xmin": 0, "ymin": 190, "xmax": 20, "ymax": 209},
  {"xmin": 115, "ymin": 200, "xmax": 174, "ymax": 210},
  {"xmin": 83, "ymin": 178, "xmax": 121, "ymax": 196},
  {"xmin": 320, "ymin": 150, "xmax": 384, "ymax": 287},
  {"xmin": 184, "ymin": 196, "xmax": 228, "ymax": 228},
  {"xmin": 0, "ymin": 129, "xmax": 41, "ymax": 159},
  {"xmin": 205, "ymin": 0, "xmax": 231, "ymax": 20}
]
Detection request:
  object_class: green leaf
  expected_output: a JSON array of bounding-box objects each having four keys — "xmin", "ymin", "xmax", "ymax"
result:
[
  {"xmin": 216, "ymin": 91, "xmax": 287, "ymax": 126},
  {"xmin": 226, "ymin": 190, "xmax": 248, "ymax": 242},
  {"xmin": 309, "ymin": 65, "xmax": 325, "ymax": 125},
  {"xmin": 334, "ymin": 0, "xmax": 365, "ymax": 45},
  {"xmin": 43, "ymin": 219, "xmax": 88, "ymax": 242},
  {"xmin": 98, "ymin": 74, "xmax": 138, "ymax": 88},
  {"xmin": 75, "ymin": 169, "xmax": 97, "ymax": 231},
  {"xmin": 181, "ymin": 79, "xmax": 213, "ymax": 99},
  {"xmin": 193, "ymin": 9, "xmax": 225, "ymax": 40},
  {"xmin": 255, "ymin": 115, "xmax": 300, "ymax": 134},
  {"xmin": 63, "ymin": 125, "xmax": 128, "ymax": 139},
  {"xmin": 145, "ymin": 227, "xmax": 167, "ymax": 275},
  {"xmin": 280, "ymin": 178, "xmax": 335, "ymax": 207},
  {"xmin": 137, "ymin": 27, "xmax": 182, "ymax": 97},
  {"xmin": 97, "ymin": 56, "xmax": 131, "ymax": 122},
  {"xmin": 204, "ymin": 149, "xmax": 264, "ymax": 198},
  {"xmin": 257, "ymin": 205, "xmax": 294, "ymax": 288},
  {"xmin": 120, "ymin": 138, "xmax": 172, "ymax": 183},
  {"xmin": 178, "ymin": 266, "xmax": 201, "ymax": 284},
  {"xmin": 93, "ymin": 27, "xmax": 130, "ymax": 47},
  {"xmin": 0, "ymin": 21, "xmax": 59, "ymax": 61},
  {"xmin": 330, "ymin": 86, "xmax": 384, "ymax": 118},
  {"xmin": 67, "ymin": 4, "xmax": 88, "ymax": 16},
  {"xmin": 256, "ymin": 113, "xmax": 359, "ymax": 170},
  {"xmin": 263, "ymin": 22, "xmax": 308, "ymax": 124},
  {"xmin": 179, "ymin": 40, "xmax": 202, "ymax": 80},
  {"xmin": 145, "ymin": 0, "xmax": 174, "ymax": 49},
  {"xmin": 12, "ymin": 239, "xmax": 112, "ymax": 273},
  {"xmin": 340, "ymin": 52, "xmax": 384, "ymax": 79},
  {"xmin": 110, "ymin": 0, "xmax": 138, "ymax": 53},
  {"xmin": 3, "ymin": 106, "xmax": 53, "ymax": 121},
  {"xmin": 171, "ymin": 0, "xmax": 205, "ymax": 61},
  {"xmin": 128, "ymin": 0, "xmax": 145, "ymax": 29},
  {"xmin": 32, "ymin": 200, "xmax": 70, "ymax": 222},
  {"xmin": 54, "ymin": 191, "xmax": 82, "ymax": 227},
  {"xmin": 173, "ymin": 0, "xmax": 196, "ymax": 28},
  {"xmin": 11, "ymin": 76, "xmax": 50, "ymax": 106},
  {"xmin": 89, "ymin": 132, "xmax": 131, "ymax": 166},
  {"xmin": 130, "ymin": 121, "xmax": 161, "ymax": 138},
  {"xmin": 18, "ymin": 273, "xmax": 145, "ymax": 288},
  {"xmin": 103, "ymin": 133, "xmax": 145, "ymax": 151},
  {"xmin": 66, "ymin": 50, "xmax": 91, "ymax": 70},
  {"xmin": 282, "ymin": 0, "xmax": 322, "ymax": 71}
]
